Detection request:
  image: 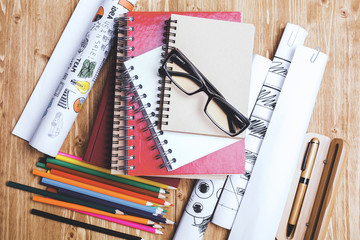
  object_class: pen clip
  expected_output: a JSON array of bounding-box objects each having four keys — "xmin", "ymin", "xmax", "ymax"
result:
[{"xmin": 301, "ymin": 142, "xmax": 311, "ymax": 170}]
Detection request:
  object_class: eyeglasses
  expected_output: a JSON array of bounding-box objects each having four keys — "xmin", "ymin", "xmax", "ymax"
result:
[{"xmin": 159, "ymin": 48, "xmax": 250, "ymax": 137}]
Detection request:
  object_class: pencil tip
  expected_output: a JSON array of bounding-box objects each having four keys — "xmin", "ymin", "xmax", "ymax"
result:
[
  {"xmin": 159, "ymin": 189, "xmax": 166, "ymax": 194},
  {"xmin": 165, "ymin": 190, "xmax": 170, "ymax": 194},
  {"xmin": 153, "ymin": 224, "xmax": 163, "ymax": 229},
  {"xmin": 167, "ymin": 186, "xmax": 177, "ymax": 190},
  {"xmin": 155, "ymin": 229, "xmax": 164, "ymax": 235},
  {"xmin": 166, "ymin": 219, "xmax": 175, "ymax": 224},
  {"xmin": 115, "ymin": 209, "xmax": 124, "ymax": 215}
]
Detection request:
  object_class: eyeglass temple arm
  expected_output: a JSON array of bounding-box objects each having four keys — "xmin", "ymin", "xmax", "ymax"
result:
[
  {"xmin": 167, "ymin": 69, "xmax": 225, "ymax": 99},
  {"xmin": 170, "ymin": 52, "xmax": 226, "ymax": 99}
]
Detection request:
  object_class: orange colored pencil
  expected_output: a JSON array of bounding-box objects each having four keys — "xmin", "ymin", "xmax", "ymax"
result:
[
  {"xmin": 50, "ymin": 169, "xmax": 172, "ymax": 206},
  {"xmin": 32, "ymin": 196, "xmax": 154, "ymax": 225},
  {"xmin": 32, "ymin": 169, "xmax": 154, "ymax": 206},
  {"xmin": 46, "ymin": 162, "xmax": 165, "ymax": 199}
]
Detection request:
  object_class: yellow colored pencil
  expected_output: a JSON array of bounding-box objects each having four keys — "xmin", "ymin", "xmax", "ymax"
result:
[
  {"xmin": 32, "ymin": 169, "xmax": 155, "ymax": 206},
  {"xmin": 32, "ymin": 196, "xmax": 155, "ymax": 225},
  {"xmin": 56, "ymin": 153, "xmax": 176, "ymax": 190}
]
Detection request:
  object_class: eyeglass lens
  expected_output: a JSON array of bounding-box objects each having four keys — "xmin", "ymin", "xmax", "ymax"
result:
[{"xmin": 206, "ymin": 97, "xmax": 247, "ymax": 135}]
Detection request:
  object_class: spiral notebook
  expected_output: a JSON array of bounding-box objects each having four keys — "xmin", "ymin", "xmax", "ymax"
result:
[
  {"xmin": 109, "ymin": 12, "xmax": 245, "ymax": 176},
  {"xmin": 86, "ymin": 11, "xmax": 244, "ymax": 178},
  {"xmin": 159, "ymin": 14, "xmax": 255, "ymax": 138},
  {"xmin": 111, "ymin": 46, "xmax": 245, "ymax": 175}
]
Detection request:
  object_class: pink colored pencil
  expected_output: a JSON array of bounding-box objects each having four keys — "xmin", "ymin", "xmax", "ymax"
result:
[
  {"xmin": 57, "ymin": 152, "xmax": 83, "ymax": 161},
  {"xmin": 74, "ymin": 209, "xmax": 163, "ymax": 234}
]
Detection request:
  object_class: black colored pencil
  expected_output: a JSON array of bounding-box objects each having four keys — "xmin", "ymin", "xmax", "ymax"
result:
[
  {"xmin": 58, "ymin": 188, "xmax": 173, "ymax": 224},
  {"xmin": 6, "ymin": 181, "xmax": 122, "ymax": 214},
  {"xmin": 30, "ymin": 209, "xmax": 144, "ymax": 240}
]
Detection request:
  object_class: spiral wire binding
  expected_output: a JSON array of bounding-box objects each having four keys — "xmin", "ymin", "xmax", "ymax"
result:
[
  {"xmin": 150, "ymin": 18, "xmax": 180, "ymax": 171},
  {"xmin": 116, "ymin": 16, "xmax": 135, "ymax": 62},
  {"xmin": 112, "ymin": 16, "xmax": 176, "ymax": 173},
  {"xmin": 158, "ymin": 19, "xmax": 177, "ymax": 126},
  {"xmin": 118, "ymin": 64, "xmax": 175, "ymax": 171},
  {"xmin": 111, "ymin": 15, "xmax": 136, "ymax": 174}
]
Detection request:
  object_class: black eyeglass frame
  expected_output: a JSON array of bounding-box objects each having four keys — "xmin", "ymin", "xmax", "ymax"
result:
[{"xmin": 158, "ymin": 48, "xmax": 250, "ymax": 137}]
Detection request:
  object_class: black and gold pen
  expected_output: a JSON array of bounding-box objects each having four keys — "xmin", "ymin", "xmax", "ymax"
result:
[{"xmin": 286, "ymin": 138, "xmax": 320, "ymax": 238}]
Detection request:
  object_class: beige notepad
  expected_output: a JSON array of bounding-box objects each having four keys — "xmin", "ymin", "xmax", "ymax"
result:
[{"xmin": 160, "ymin": 14, "xmax": 254, "ymax": 138}]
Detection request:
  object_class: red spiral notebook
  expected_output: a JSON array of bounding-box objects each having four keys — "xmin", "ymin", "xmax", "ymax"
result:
[{"xmin": 85, "ymin": 12, "xmax": 245, "ymax": 178}]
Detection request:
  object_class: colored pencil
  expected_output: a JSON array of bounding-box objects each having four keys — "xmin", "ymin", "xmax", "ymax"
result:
[
  {"xmin": 58, "ymin": 188, "xmax": 160, "ymax": 218},
  {"xmin": 40, "ymin": 177, "xmax": 163, "ymax": 215},
  {"xmin": 46, "ymin": 187, "xmax": 58, "ymax": 194},
  {"xmin": 36, "ymin": 162, "xmax": 50, "ymax": 170},
  {"xmin": 32, "ymin": 196, "xmax": 154, "ymax": 225},
  {"xmin": 32, "ymin": 169, "xmax": 154, "ymax": 206},
  {"xmin": 6, "ymin": 181, "xmax": 122, "ymax": 214},
  {"xmin": 50, "ymin": 168, "xmax": 172, "ymax": 206},
  {"xmin": 47, "ymin": 157, "xmax": 166, "ymax": 193},
  {"xmin": 74, "ymin": 210, "xmax": 163, "ymax": 234},
  {"xmin": 45, "ymin": 162, "xmax": 164, "ymax": 198},
  {"xmin": 57, "ymin": 152, "xmax": 83, "ymax": 161},
  {"xmin": 58, "ymin": 188, "xmax": 174, "ymax": 224},
  {"xmin": 56, "ymin": 152, "xmax": 176, "ymax": 190},
  {"xmin": 30, "ymin": 209, "xmax": 144, "ymax": 240}
]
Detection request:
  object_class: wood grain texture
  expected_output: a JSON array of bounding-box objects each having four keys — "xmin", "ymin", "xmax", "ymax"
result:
[{"xmin": 0, "ymin": 0, "xmax": 359, "ymax": 239}]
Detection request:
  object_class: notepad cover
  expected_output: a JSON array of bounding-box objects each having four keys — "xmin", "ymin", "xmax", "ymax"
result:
[{"xmin": 161, "ymin": 14, "xmax": 255, "ymax": 138}]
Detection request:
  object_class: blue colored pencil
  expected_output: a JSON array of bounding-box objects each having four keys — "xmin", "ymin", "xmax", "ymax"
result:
[
  {"xmin": 58, "ymin": 188, "xmax": 173, "ymax": 224},
  {"xmin": 41, "ymin": 178, "xmax": 162, "ymax": 215}
]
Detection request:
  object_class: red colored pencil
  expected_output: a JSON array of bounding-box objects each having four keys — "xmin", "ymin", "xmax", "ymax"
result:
[{"xmin": 46, "ymin": 162, "xmax": 165, "ymax": 199}]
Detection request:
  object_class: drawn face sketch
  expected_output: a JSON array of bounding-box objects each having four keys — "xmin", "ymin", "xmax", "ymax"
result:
[
  {"xmin": 185, "ymin": 180, "xmax": 215, "ymax": 235},
  {"xmin": 48, "ymin": 112, "xmax": 63, "ymax": 138}
]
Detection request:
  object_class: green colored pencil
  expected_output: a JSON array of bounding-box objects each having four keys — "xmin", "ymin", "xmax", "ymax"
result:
[
  {"xmin": 37, "ymin": 162, "xmax": 50, "ymax": 170},
  {"xmin": 46, "ymin": 158, "xmax": 163, "ymax": 193},
  {"xmin": 6, "ymin": 181, "xmax": 123, "ymax": 215}
]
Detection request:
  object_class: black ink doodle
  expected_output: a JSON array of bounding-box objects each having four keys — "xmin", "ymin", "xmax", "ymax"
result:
[
  {"xmin": 58, "ymin": 89, "xmax": 74, "ymax": 109},
  {"xmin": 245, "ymin": 150, "xmax": 258, "ymax": 165},
  {"xmin": 186, "ymin": 180, "xmax": 217, "ymax": 237},
  {"xmin": 256, "ymin": 87, "xmax": 279, "ymax": 110},
  {"xmin": 268, "ymin": 57, "xmax": 290, "ymax": 77},
  {"xmin": 248, "ymin": 118, "xmax": 268, "ymax": 139}
]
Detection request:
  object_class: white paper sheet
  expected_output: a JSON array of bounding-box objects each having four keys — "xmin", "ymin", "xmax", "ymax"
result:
[
  {"xmin": 211, "ymin": 54, "xmax": 271, "ymax": 229},
  {"xmin": 228, "ymin": 46, "xmax": 328, "ymax": 240},
  {"xmin": 247, "ymin": 54, "xmax": 272, "ymax": 115},
  {"xmin": 211, "ymin": 23, "xmax": 308, "ymax": 230},
  {"xmin": 173, "ymin": 179, "xmax": 226, "ymax": 240}
]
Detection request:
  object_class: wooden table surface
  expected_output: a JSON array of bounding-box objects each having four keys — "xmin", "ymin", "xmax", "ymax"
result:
[{"xmin": 1, "ymin": 0, "xmax": 359, "ymax": 239}]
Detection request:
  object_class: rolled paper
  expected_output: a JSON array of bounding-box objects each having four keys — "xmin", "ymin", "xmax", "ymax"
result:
[
  {"xmin": 29, "ymin": 0, "xmax": 137, "ymax": 156},
  {"xmin": 211, "ymin": 23, "xmax": 308, "ymax": 230},
  {"xmin": 12, "ymin": 0, "xmax": 101, "ymax": 141},
  {"xmin": 228, "ymin": 46, "xmax": 329, "ymax": 239},
  {"xmin": 172, "ymin": 179, "xmax": 226, "ymax": 240}
]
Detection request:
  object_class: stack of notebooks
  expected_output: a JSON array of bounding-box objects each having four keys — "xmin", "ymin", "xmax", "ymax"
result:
[{"xmin": 84, "ymin": 12, "xmax": 255, "ymax": 180}]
